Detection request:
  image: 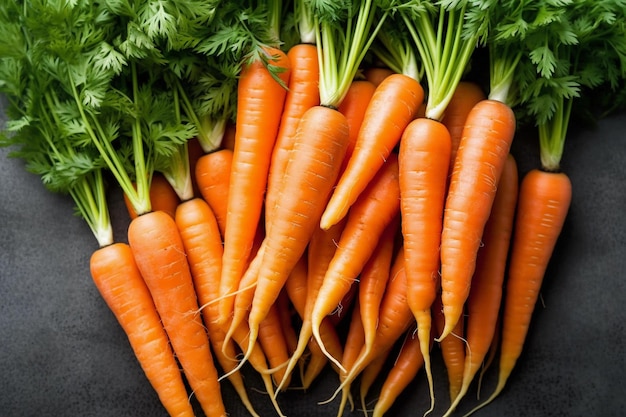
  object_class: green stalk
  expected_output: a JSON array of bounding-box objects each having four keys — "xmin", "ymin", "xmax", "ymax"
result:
[{"xmin": 538, "ymin": 94, "xmax": 572, "ymax": 172}]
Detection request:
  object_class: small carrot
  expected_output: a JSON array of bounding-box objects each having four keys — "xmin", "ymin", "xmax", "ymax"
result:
[
  {"xmin": 90, "ymin": 243, "xmax": 195, "ymax": 417},
  {"xmin": 442, "ymin": 154, "xmax": 518, "ymax": 416},
  {"xmin": 312, "ymin": 153, "xmax": 401, "ymax": 370},
  {"xmin": 398, "ymin": 116, "xmax": 452, "ymax": 412},
  {"xmin": 258, "ymin": 301, "xmax": 293, "ymax": 388},
  {"xmin": 195, "ymin": 149, "xmax": 233, "ymax": 237},
  {"xmin": 219, "ymin": 47, "xmax": 291, "ymax": 325},
  {"xmin": 327, "ymin": 248, "xmax": 415, "ymax": 414},
  {"xmin": 439, "ymin": 99, "xmax": 516, "ymax": 340},
  {"xmin": 265, "ymin": 43, "xmax": 320, "ymax": 220},
  {"xmin": 472, "ymin": 168, "xmax": 572, "ymax": 411},
  {"xmin": 441, "ymin": 81, "xmax": 486, "ymax": 172},
  {"xmin": 276, "ymin": 288, "xmax": 300, "ymax": 359},
  {"xmin": 359, "ymin": 346, "xmax": 393, "ymax": 416},
  {"xmin": 174, "ymin": 198, "xmax": 260, "ymax": 417},
  {"xmin": 372, "ymin": 328, "xmax": 426, "ymax": 417},
  {"xmin": 127, "ymin": 211, "xmax": 226, "ymax": 417},
  {"xmin": 124, "ymin": 173, "xmax": 180, "ymax": 220},
  {"xmin": 227, "ymin": 104, "xmax": 350, "ymax": 376},
  {"xmin": 320, "ymin": 74, "xmax": 424, "ymax": 229}
]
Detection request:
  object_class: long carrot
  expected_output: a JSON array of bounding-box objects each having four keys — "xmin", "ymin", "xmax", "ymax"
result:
[
  {"xmin": 439, "ymin": 99, "xmax": 516, "ymax": 340},
  {"xmin": 174, "ymin": 198, "xmax": 260, "ymax": 417},
  {"xmin": 265, "ymin": 43, "xmax": 320, "ymax": 220},
  {"xmin": 127, "ymin": 211, "xmax": 226, "ymax": 417},
  {"xmin": 218, "ymin": 47, "xmax": 291, "ymax": 325},
  {"xmin": 90, "ymin": 243, "xmax": 195, "ymax": 417},
  {"xmin": 195, "ymin": 149, "xmax": 233, "ymax": 237},
  {"xmin": 226, "ymin": 104, "xmax": 350, "ymax": 376},
  {"xmin": 398, "ymin": 115, "xmax": 452, "ymax": 413},
  {"xmin": 337, "ymin": 79, "xmax": 377, "ymax": 167},
  {"xmin": 442, "ymin": 153, "xmax": 518, "ymax": 416},
  {"xmin": 312, "ymin": 152, "xmax": 401, "ymax": 370},
  {"xmin": 358, "ymin": 346, "xmax": 393, "ymax": 416},
  {"xmin": 320, "ymin": 74, "xmax": 424, "ymax": 229},
  {"xmin": 471, "ymin": 168, "xmax": 572, "ymax": 412}
]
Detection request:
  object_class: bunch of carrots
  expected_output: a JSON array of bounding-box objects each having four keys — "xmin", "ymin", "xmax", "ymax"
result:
[{"xmin": 1, "ymin": 0, "xmax": 626, "ymax": 416}]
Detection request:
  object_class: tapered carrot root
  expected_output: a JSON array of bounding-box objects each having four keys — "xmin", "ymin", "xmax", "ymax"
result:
[
  {"xmin": 90, "ymin": 243, "xmax": 195, "ymax": 417},
  {"xmin": 321, "ymin": 74, "xmax": 424, "ymax": 229},
  {"xmin": 128, "ymin": 211, "xmax": 226, "ymax": 417},
  {"xmin": 399, "ymin": 116, "xmax": 452, "ymax": 413},
  {"xmin": 439, "ymin": 99, "xmax": 516, "ymax": 341},
  {"xmin": 469, "ymin": 168, "xmax": 571, "ymax": 414},
  {"xmin": 442, "ymin": 154, "xmax": 518, "ymax": 417},
  {"xmin": 337, "ymin": 80, "xmax": 377, "ymax": 166},
  {"xmin": 219, "ymin": 47, "xmax": 291, "ymax": 325},
  {"xmin": 311, "ymin": 153, "xmax": 401, "ymax": 370},
  {"xmin": 175, "ymin": 198, "xmax": 260, "ymax": 417},
  {"xmin": 230, "ymin": 105, "xmax": 349, "ymax": 376},
  {"xmin": 433, "ymin": 295, "xmax": 466, "ymax": 403}
]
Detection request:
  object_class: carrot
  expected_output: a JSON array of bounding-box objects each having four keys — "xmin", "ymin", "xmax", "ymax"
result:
[
  {"xmin": 127, "ymin": 211, "xmax": 226, "ymax": 417},
  {"xmin": 312, "ymin": 152, "xmax": 401, "ymax": 369},
  {"xmin": 358, "ymin": 346, "xmax": 393, "ymax": 416},
  {"xmin": 90, "ymin": 243, "xmax": 195, "ymax": 417},
  {"xmin": 265, "ymin": 43, "xmax": 320, "ymax": 220},
  {"xmin": 195, "ymin": 149, "xmax": 233, "ymax": 237},
  {"xmin": 359, "ymin": 214, "xmax": 399, "ymax": 361},
  {"xmin": 441, "ymin": 81, "xmax": 486, "ymax": 172},
  {"xmin": 327, "ymin": 248, "xmax": 415, "ymax": 414},
  {"xmin": 174, "ymin": 198, "xmax": 260, "ymax": 417},
  {"xmin": 398, "ymin": 116, "xmax": 452, "ymax": 412},
  {"xmin": 124, "ymin": 173, "xmax": 180, "ymax": 220},
  {"xmin": 372, "ymin": 328, "xmax": 426, "ymax": 417},
  {"xmin": 218, "ymin": 47, "xmax": 291, "ymax": 325},
  {"xmin": 337, "ymin": 80, "xmax": 377, "ymax": 167},
  {"xmin": 439, "ymin": 99, "xmax": 516, "ymax": 340},
  {"xmin": 227, "ymin": 104, "xmax": 350, "ymax": 376},
  {"xmin": 320, "ymin": 74, "xmax": 424, "ymax": 229},
  {"xmin": 258, "ymin": 301, "xmax": 293, "ymax": 388},
  {"xmin": 186, "ymin": 137, "xmax": 206, "ymax": 197},
  {"xmin": 432, "ymin": 294, "xmax": 466, "ymax": 403},
  {"xmin": 471, "ymin": 168, "xmax": 572, "ymax": 411},
  {"xmin": 442, "ymin": 154, "xmax": 518, "ymax": 416},
  {"xmin": 363, "ymin": 66, "xmax": 395, "ymax": 87},
  {"xmin": 276, "ymin": 288, "xmax": 300, "ymax": 359}
]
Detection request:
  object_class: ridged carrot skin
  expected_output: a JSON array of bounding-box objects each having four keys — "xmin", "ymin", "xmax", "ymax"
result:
[
  {"xmin": 128, "ymin": 211, "xmax": 226, "ymax": 417},
  {"xmin": 219, "ymin": 47, "xmax": 291, "ymax": 325},
  {"xmin": 90, "ymin": 243, "xmax": 195, "ymax": 417},
  {"xmin": 321, "ymin": 74, "xmax": 424, "ymax": 229},
  {"xmin": 439, "ymin": 99, "xmax": 516, "ymax": 340},
  {"xmin": 195, "ymin": 149, "xmax": 233, "ymax": 237}
]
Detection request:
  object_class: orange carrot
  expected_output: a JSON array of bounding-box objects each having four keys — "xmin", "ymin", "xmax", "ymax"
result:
[
  {"xmin": 258, "ymin": 302, "xmax": 293, "ymax": 388},
  {"xmin": 441, "ymin": 81, "xmax": 486, "ymax": 171},
  {"xmin": 127, "ymin": 211, "xmax": 226, "ymax": 417},
  {"xmin": 195, "ymin": 149, "xmax": 233, "ymax": 237},
  {"xmin": 312, "ymin": 152, "xmax": 401, "ymax": 369},
  {"xmin": 337, "ymin": 80, "xmax": 377, "ymax": 166},
  {"xmin": 471, "ymin": 168, "xmax": 571, "ymax": 411},
  {"xmin": 187, "ymin": 137, "xmax": 206, "ymax": 197},
  {"xmin": 124, "ymin": 173, "xmax": 180, "ymax": 220},
  {"xmin": 432, "ymin": 292, "xmax": 466, "ymax": 403},
  {"xmin": 443, "ymin": 154, "xmax": 518, "ymax": 416},
  {"xmin": 372, "ymin": 328, "xmax": 426, "ymax": 417},
  {"xmin": 439, "ymin": 99, "xmax": 516, "ymax": 340},
  {"xmin": 174, "ymin": 198, "xmax": 260, "ymax": 417},
  {"xmin": 363, "ymin": 66, "xmax": 396, "ymax": 87},
  {"xmin": 359, "ymin": 214, "xmax": 399, "ymax": 358},
  {"xmin": 265, "ymin": 43, "xmax": 320, "ymax": 220},
  {"xmin": 398, "ymin": 116, "xmax": 452, "ymax": 412},
  {"xmin": 219, "ymin": 47, "xmax": 291, "ymax": 325},
  {"xmin": 328, "ymin": 248, "xmax": 414, "ymax": 413},
  {"xmin": 276, "ymin": 288, "xmax": 300, "ymax": 359},
  {"xmin": 359, "ymin": 346, "xmax": 393, "ymax": 415},
  {"xmin": 228, "ymin": 104, "xmax": 350, "ymax": 375},
  {"xmin": 90, "ymin": 243, "xmax": 195, "ymax": 417},
  {"xmin": 320, "ymin": 74, "xmax": 424, "ymax": 229}
]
